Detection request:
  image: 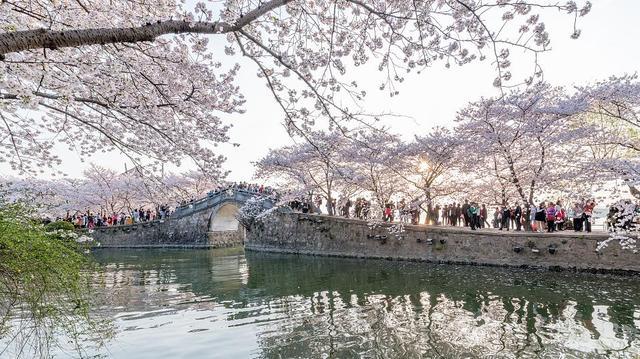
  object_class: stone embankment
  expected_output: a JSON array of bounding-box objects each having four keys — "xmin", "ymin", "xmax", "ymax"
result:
[
  {"xmin": 88, "ymin": 219, "xmax": 243, "ymax": 248},
  {"xmin": 245, "ymin": 212, "xmax": 639, "ymax": 273}
]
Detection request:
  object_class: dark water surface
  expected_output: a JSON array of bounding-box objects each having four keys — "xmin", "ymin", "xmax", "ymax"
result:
[{"xmin": 84, "ymin": 248, "xmax": 639, "ymax": 358}]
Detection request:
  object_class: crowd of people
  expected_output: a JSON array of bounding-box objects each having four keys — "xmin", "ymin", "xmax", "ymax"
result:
[
  {"xmin": 288, "ymin": 195, "xmax": 637, "ymax": 233},
  {"xmin": 61, "ymin": 204, "xmax": 171, "ymax": 229},
  {"xmin": 288, "ymin": 196, "xmax": 386, "ymax": 220},
  {"xmin": 423, "ymin": 199, "xmax": 602, "ymax": 232},
  {"xmin": 207, "ymin": 182, "xmax": 277, "ymax": 197},
  {"xmin": 431, "ymin": 199, "xmax": 598, "ymax": 232},
  {"xmin": 288, "ymin": 196, "xmax": 427, "ymax": 223},
  {"xmin": 55, "ymin": 183, "xmax": 639, "ymax": 233},
  {"xmin": 175, "ymin": 182, "xmax": 277, "ymax": 207},
  {"xmin": 334, "ymin": 197, "xmax": 375, "ymax": 220}
]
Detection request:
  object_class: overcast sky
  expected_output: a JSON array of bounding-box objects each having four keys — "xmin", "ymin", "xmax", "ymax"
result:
[
  {"xmin": 223, "ymin": 0, "xmax": 639, "ymax": 181},
  {"xmin": 6, "ymin": 0, "xmax": 639, "ymax": 182}
]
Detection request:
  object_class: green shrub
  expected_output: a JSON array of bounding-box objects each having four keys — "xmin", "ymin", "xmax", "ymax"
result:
[
  {"xmin": 0, "ymin": 199, "xmax": 112, "ymax": 357},
  {"xmin": 44, "ymin": 220, "xmax": 75, "ymax": 232}
]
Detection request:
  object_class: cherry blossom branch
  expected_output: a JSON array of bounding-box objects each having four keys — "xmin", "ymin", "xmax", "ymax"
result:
[{"xmin": 0, "ymin": 0, "xmax": 292, "ymax": 56}]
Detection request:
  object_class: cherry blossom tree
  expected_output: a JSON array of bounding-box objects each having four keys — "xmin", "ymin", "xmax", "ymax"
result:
[
  {"xmin": 0, "ymin": 176, "xmax": 72, "ymax": 215},
  {"xmin": 72, "ymin": 166, "xmax": 222, "ymax": 214},
  {"xmin": 569, "ymin": 75, "xmax": 640, "ymax": 249},
  {"xmin": 21, "ymin": 164, "xmax": 152, "ymax": 216},
  {"xmin": 455, "ymin": 82, "xmax": 594, "ymax": 206},
  {"xmin": 0, "ymin": 0, "xmax": 592, "ymax": 177},
  {"xmin": 465, "ymin": 161, "xmax": 520, "ymax": 205},
  {"xmin": 237, "ymin": 195, "xmax": 277, "ymax": 230},
  {"xmin": 254, "ymin": 131, "xmax": 350, "ymax": 214},
  {"xmin": 569, "ymin": 75, "xmax": 640, "ymax": 197},
  {"xmin": 150, "ymin": 170, "xmax": 222, "ymax": 204},
  {"xmin": 1, "ymin": 166, "xmax": 221, "ymax": 217},
  {"xmin": 395, "ymin": 128, "xmax": 462, "ymax": 205},
  {"xmin": 339, "ymin": 130, "xmax": 405, "ymax": 210}
]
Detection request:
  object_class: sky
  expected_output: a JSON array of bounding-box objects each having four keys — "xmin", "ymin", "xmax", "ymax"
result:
[
  {"xmin": 5, "ymin": 0, "xmax": 640, "ymax": 182},
  {"xmin": 222, "ymin": 0, "xmax": 640, "ymax": 181}
]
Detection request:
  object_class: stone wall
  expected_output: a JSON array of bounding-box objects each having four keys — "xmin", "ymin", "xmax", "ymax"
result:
[
  {"xmin": 245, "ymin": 212, "xmax": 640, "ymax": 273},
  {"xmin": 90, "ymin": 213, "xmax": 244, "ymax": 248}
]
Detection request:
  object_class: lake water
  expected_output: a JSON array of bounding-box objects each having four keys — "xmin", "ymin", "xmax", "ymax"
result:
[{"xmin": 81, "ymin": 248, "xmax": 640, "ymax": 358}]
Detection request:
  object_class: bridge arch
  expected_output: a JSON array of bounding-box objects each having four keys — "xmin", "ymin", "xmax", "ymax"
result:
[
  {"xmin": 168, "ymin": 189, "xmax": 275, "ymax": 247},
  {"xmin": 208, "ymin": 201, "xmax": 241, "ymax": 232}
]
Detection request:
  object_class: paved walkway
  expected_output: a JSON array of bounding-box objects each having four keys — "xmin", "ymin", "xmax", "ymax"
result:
[{"xmin": 423, "ymin": 225, "xmax": 607, "ymax": 236}]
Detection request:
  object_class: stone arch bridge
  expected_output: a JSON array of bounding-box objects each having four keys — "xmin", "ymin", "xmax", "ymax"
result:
[{"xmin": 91, "ymin": 189, "xmax": 274, "ymax": 248}]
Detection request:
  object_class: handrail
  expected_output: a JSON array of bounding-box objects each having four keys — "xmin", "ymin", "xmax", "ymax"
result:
[{"xmin": 174, "ymin": 188, "xmax": 276, "ymax": 211}]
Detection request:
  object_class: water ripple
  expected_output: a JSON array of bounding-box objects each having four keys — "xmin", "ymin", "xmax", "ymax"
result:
[{"xmin": 70, "ymin": 248, "xmax": 640, "ymax": 358}]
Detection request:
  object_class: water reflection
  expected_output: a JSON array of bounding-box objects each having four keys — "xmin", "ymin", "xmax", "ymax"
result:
[{"xmin": 89, "ymin": 249, "xmax": 640, "ymax": 358}]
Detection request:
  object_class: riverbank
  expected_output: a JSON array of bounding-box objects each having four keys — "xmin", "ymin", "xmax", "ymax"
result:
[{"xmin": 245, "ymin": 212, "xmax": 639, "ymax": 274}]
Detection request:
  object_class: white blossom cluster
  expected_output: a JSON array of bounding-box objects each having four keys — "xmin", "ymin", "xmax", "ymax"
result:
[
  {"xmin": 46, "ymin": 228, "xmax": 94, "ymax": 243},
  {"xmin": 455, "ymin": 76, "xmax": 640, "ymax": 205},
  {"xmin": 387, "ymin": 222, "xmax": 406, "ymax": 238},
  {"xmin": 237, "ymin": 195, "xmax": 276, "ymax": 229},
  {"xmin": 0, "ymin": 0, "xmax": 590, "ymax": 177},
  {"xmin": 596, "ymin": 200, "xmax": 639, "ymax": 253},
  {"xmin": 1, "ymin": 166, "xmax": 220, "ymax": 217}
]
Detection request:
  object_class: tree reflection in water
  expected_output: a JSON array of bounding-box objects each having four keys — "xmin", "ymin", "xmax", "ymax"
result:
[{"xmin": 90, "ymin": 249, "xmax": 640, "ymax": 358}]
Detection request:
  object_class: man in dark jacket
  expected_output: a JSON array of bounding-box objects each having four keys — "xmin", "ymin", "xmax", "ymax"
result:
[
  {"xmin": 344, "ymin": 199, "xmax": 352, "ymax": 218},
  {"xmin": 514, "ymin": 204, "xmax": 522, "ymax": 231},
  {"xmin": 462, "ymin": 200, "xmax": 470, "ymax": 227},
  {"xmin": 450, "ymin": 203, "xmax": 457, "ymax": 226},
  {"xmin": 500, "ymin": 205, "xmax": 510, "ymax": 231}
]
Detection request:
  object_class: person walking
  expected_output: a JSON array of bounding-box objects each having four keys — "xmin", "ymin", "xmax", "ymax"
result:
[
  {"xmin": 555, "ymin": 205, "xmax": 566, "ymax": 231},
  {"xmin": 529, "ymin": 203, "xmax": 537, "ymax": 231},
  {"xmin": 467, "ymin": 203, "xmax": 477, "ymax": 230},
  {"xmin": 546, "ymin": 202, "xmax": 557, "ymax": 232},
  {"xmin": 344, "ymin": 198, "xmax": 352, "ymax": 218},
  {"xmin": 572, "ymin": 202, "xmax": 584, "ymax": 231},
  {"xmin": 450, "ymin": 203, "xmax": 458, "ymax": 226},
  {"xmin": 480, "ymin": 204, "xmax": 489, "ymax": 228},
  {"xmin": 514, "ymin": 204, "xmax": 522, "ymax": 231},
  {"xmin": 583, "ymin": 199, "xmax": 595, "ymax": 232},
  {"xmin": 500, "ymin": 205, "xmax": 510, "ymax": 231},
  {"xmin": 462, "ymin": 200, "xmax": 470, "ymax": 227},
  {"xmin": 384, "ymin": 204, "xmax": 392, "ymax": 222},
  {"xmin": 535, "ymin": 203, "xmax": 546, "ymax": 233},
  {"xmin": 473, "ymin": 203, "xmax": 481, "ymax": 230}
]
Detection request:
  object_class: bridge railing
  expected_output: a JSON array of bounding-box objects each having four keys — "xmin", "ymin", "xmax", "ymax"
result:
[{"xmin": 172, "ymin": 188, "xmax": 277, "ymax": 218}]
